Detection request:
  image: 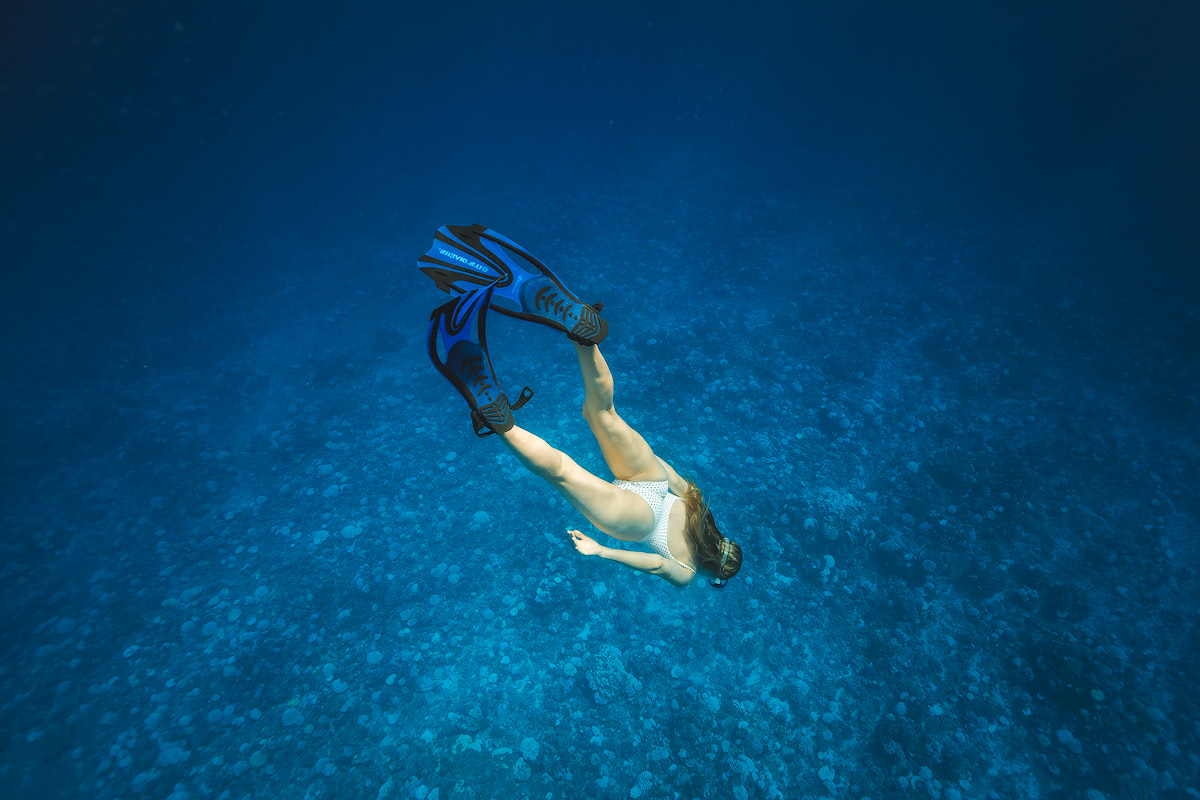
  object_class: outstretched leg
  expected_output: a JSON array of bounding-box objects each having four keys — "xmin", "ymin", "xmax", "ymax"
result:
[
  {"xmin": 498, "ymin": 424, "xmax": 653, "ymax": 541},
  {"xmin": 575, "ymin": 343, "xmax": 667, "ymax": 482}
]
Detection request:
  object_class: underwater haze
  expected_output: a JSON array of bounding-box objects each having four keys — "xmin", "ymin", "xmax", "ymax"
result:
[{"xmin": 2, "ymin": 1, "xmax": 1198, "ymax": 799}]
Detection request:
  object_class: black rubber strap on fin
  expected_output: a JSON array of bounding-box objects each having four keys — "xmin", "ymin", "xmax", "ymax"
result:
[{"xmin": 510, "ymin": 386, "xmax": 534, "ymax": 410}]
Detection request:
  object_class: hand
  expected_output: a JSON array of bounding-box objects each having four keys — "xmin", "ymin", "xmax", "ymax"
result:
[{"xmin": 567, "ymin": 529, "xmax": 603, "ymax": 557}]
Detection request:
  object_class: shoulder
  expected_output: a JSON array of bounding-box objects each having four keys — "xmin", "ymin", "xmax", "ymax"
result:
[{"xmin": 659, "ymin": 559, "xmax": 697, "ymax": 587}]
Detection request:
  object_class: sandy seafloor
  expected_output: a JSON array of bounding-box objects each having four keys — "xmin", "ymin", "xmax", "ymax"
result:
[{"xmin": 1, "ymin": 179, "xmax": 1197, "ymax": 800}]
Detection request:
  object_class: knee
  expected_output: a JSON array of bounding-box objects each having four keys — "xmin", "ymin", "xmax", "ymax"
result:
[
  {"xmin": 544, "ymin": 449, "xmax": 577, "ymax": 484},
  {"xmin": 582, "ymin": 398, "xmax": 615, "ymax": 423},
  {"xmin": 584, "ymin": 373, "xmax": 615, "ymax": 404}
]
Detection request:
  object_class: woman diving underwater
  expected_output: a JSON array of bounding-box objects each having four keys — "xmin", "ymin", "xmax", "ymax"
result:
[{"xmin": 420, "ymin": 225, "xmax": 742, "ymax": 588}]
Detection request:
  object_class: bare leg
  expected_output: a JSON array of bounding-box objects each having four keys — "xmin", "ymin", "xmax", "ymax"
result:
[
  {"xmin": 575, "ymin": 343, "xmax": 667, "ymax": 482},
  {"xmin": 498, "ymin": 424, "xmax": 653, "ymax": 541}
]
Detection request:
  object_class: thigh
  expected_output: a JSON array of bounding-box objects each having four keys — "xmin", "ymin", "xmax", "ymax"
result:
[
  {"xmin": 552, "ymin": 453, "xmax": 656, "ymax": 541},
  {"xmin": 583, "ymin": 406, "xmax": 668, "ymax": 483}
]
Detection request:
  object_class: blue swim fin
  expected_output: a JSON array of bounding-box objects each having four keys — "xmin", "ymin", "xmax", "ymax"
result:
[
  {"xmin": 427, "ymin": 283, "xmax": 532, "ymax": 437},
  {"xmin": 419, "ymin": 224, "xmax": 608, "ymax": 346}
]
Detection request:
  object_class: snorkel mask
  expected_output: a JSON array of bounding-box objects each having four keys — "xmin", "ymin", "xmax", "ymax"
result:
[{"xmin": 711, "ymin": 536, "xmax": 732, "ymax": 588}]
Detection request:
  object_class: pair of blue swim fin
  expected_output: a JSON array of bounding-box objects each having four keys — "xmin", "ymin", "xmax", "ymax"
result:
[{"xmin": 422, "ymin": 224, "xmax": 608, "ymax": 437}]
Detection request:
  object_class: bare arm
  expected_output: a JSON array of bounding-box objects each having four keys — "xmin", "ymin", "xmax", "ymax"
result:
[
  {"xmin": 598, "ymin": 546, "xmax": 666, "ymax": 574},
  {"xmin": 567, "ymin": 529, "xmax": 692, "ymax": 586}
]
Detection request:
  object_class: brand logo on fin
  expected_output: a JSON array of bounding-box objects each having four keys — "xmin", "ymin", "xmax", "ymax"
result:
[{"xmin": 438, "ymin": 248, "xmax": 490, "ymax": 275}]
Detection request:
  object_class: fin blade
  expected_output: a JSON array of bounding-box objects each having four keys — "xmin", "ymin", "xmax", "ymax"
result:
[
  {"xmin": 421, "ymin": 226, "xmax": 509, "ymax": 285},
  {"xmin": 470, "ymin": 226, "xmax": 552, "ymax": 281},
  {"xmin": 419, "ymin": 261, "xmax": 494, "ymax": 294}
]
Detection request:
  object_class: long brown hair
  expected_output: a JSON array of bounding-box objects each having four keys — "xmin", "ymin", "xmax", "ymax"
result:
[{"xmin": 681, "ymin": 480, "xmax": 742, "ymax": 580}]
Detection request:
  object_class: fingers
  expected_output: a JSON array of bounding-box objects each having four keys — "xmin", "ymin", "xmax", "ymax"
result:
[{"xmin": 565, "ymin": 529, "xmax": 591, "ymax": 555}]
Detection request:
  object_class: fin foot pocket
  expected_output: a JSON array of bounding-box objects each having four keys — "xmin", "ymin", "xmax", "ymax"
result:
[
  {"xmin": 419, "ymin": 224, "xmax": 609, "ymax": 344},
  {"xmin": 427, "ymin": 285, "xmax": 533, "ymax": 437},
  {"xmin": 471, "ymin": 386, "xmax": 534, "ymax": 437},
  {"xmin": 567, "ymin": 303, "xmax": 608, "ymax": 346}
]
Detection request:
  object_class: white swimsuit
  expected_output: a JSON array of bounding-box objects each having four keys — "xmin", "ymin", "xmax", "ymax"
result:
[{"xmin": 611, "ymin": 479, "xmax": 696, "ymax": 573}]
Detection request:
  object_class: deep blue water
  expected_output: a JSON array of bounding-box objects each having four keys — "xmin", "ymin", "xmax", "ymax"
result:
[{"xmin": 2, "ymin": 2, "xmax": 1198, "ymax": 799}]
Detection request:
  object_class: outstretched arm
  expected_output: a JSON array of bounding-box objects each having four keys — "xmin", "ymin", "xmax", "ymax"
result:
[{"xmin": 567, "ymin": 530, "xmax": 691, "ymax": 586}]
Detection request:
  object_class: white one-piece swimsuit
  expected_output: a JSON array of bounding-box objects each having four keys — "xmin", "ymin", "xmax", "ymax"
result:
[{"xmin": 611, "ymin": 479, "xmax": 696, "ymax": 573}]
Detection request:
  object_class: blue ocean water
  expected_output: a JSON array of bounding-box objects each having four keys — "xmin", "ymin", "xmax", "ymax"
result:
[{"xmin": 2, "ymin": 2, "xmax": 1198, "ymax": 799}]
